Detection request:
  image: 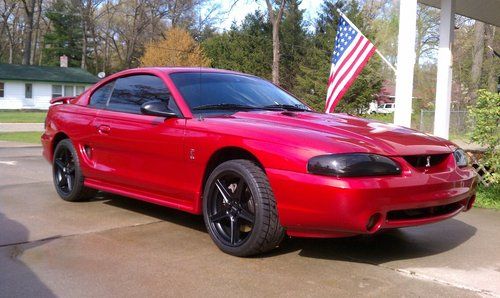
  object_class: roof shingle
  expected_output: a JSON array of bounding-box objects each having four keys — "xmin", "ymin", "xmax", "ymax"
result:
[{"xmin": 0, "ymin": 63, "xmax": 99, "ymax": 84}]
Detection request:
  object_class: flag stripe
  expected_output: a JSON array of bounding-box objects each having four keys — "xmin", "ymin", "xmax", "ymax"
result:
[
  {"xmin": 326, "ymin": 41, "xmax": 373, "ymax": 113},
  {"xmin": 325, "ymin": 14, "xmax": 376, "ymax": 113},
  {"xmin": 327, "ymin": 35, "xmax": 363, "ymax": 86},
  {"xmin": 326, "ymin": 38, "xmax": 369, "ymax": 107},
  {"xmin": 326, "ymin": 37, "xmax": 366, "ymax": 110},
  {"xmin": 326, "ymin": 46, "xmax": 375, "ymax": 113}
]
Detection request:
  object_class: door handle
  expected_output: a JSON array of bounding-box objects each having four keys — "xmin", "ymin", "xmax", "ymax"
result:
[{"xmin": 98, "ymin": 125, "xmax": 111, "ymax": 135}]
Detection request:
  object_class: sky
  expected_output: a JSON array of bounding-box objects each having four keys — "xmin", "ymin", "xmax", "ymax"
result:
[{"xmin": 213, "ymin": 0, "xmax": 323, "ymax": 31}]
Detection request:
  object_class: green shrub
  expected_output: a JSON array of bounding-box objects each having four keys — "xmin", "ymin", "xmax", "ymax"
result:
[{"xmin": 468, "ymin": 90, "xmax": 500, "ymax": 185}]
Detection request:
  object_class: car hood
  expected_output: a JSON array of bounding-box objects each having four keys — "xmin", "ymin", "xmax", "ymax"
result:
[{"xmin": 222, "ymin": 111, "xmax": 455, "ymax": 156}]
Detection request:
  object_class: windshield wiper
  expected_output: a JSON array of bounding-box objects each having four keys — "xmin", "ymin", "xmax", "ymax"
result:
[
  {"xmin": 193, "ymin": 103, "xmax": 263, "ymax": 111},
  {"xmin": 262, "ymin": 104, "xmax": 311, "ymax": 112}
]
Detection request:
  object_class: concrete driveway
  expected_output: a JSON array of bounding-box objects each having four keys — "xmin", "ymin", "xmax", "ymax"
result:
[{"xmin": 1, "ymin": 146, "xmax": 499, "ymax": 297}]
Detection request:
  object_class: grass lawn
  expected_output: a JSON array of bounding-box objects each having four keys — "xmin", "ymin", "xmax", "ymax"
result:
[
  {"xmin": 475, "ymin": 185, "xmax": 500, "ymax": 210},
  {"xmin": 0, "ymin": 131, "xmax": 42, "ymax": 144},
  {"xmin": 0, "ymin": 110, "xmax": 47, "ymax": 123},
  {"xmin": 362, "ymin": 113, "xmax": 394, "ymax": 123}
]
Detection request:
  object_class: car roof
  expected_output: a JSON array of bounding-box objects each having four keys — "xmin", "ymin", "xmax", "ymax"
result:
[{"xmin": 136, "ymin": 67, "xmax": 247, "ymax": 76}]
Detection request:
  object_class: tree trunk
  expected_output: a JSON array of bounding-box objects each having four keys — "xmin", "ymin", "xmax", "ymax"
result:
[
  {"xmin": 265, "ymin": 0, "xmax": 286, "ymax": 86},
  {"xmin": 31, "ymin": 0, "xmax": 42, "ymax": 65},
  {"xmin": 21, "ymin": 0, "xmax": 35, "ymax": 65},
  {"xmin": 484, "ymin": 25, "xmax": 497, "ymax": 93},
  {"xmin": 470, "ymin": 21, "xmax": 485, "ymax": 103},
  {"xmin": 81, "ymin": 19, "xmax": 87, "ymax": 69},
  {"xmin": 272, "ymin": 23, "xmax": 280, "ymax": 85}
]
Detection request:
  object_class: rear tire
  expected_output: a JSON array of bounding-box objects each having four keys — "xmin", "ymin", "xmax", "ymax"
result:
[
  {"xmin": 203, "ymin": 159, "xmax": 284, "ymax": 256},
  {"xmin": 53, "ymin": 139, "xmax": 96, "ymax": 202}
]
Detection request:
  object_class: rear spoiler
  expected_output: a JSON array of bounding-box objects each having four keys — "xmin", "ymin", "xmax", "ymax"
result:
[{"xmin": 50, "ymin": 96, "xmax": 75, "ymax": 104}]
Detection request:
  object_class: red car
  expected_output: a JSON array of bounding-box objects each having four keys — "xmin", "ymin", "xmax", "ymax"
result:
[{"xmin": 42, "ymin": 67, "xmax": 477, "ymax": 256}]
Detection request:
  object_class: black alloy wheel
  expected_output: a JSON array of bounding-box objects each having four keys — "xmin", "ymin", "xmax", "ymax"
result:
[
  {"xmin": 54, "ymin": 145, "xmax": 76, "ymax": 196},
  {"xmin": 207, "ymin": 171, "xmax": 256, "ymax": 246},
  {"xmin": 53, "ymin": 139, "xmax": 96, "ymax": 201},
  {"xmin": 203, "ymin": 159, "xmax": 284, "ymax": 256}
]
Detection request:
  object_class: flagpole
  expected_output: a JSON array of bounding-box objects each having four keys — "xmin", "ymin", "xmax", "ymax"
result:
[{"xmin": 336, "ymin": 9, "xmax": 397, "ymax": 74}]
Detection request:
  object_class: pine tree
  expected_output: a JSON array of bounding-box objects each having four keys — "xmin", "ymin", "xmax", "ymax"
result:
[{"xmin": 43, "ymin": 0, "xmax": 83, "ymax": 67}]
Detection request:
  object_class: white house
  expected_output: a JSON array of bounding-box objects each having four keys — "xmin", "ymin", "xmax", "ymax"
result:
[{"xmin": 0, "ymin": 63, "xmax": 98, "ymax": 110}]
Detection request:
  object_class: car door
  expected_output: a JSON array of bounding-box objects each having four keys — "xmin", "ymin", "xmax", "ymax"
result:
[{"xmin": 90, "ymin": 74, "xmax": 190, "ymax": 204}]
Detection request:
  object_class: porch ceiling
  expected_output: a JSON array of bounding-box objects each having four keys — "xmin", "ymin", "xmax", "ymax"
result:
[{"xmin": 419, "ymin": 0, "xmax": 500, "ymax": 27}]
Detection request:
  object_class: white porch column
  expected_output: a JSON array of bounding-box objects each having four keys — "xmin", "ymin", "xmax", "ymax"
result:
[
  {"xmin": 433, "ymin": 0, "xmax": 455, "ymax": 139},
  {"xmin": 394, "ymin": 0, "xmax": 417, "ymax": 128}
]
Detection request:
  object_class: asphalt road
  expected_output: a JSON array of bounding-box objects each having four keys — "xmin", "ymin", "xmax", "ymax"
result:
[{"xmin": 1, "ymin": 146, "xmax": 499, "ymax": 297}]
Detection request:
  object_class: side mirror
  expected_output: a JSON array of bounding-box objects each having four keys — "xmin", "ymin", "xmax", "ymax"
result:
[{"xmin": 141, "ymin": 101, "xmax": 178, "ymax": 118}]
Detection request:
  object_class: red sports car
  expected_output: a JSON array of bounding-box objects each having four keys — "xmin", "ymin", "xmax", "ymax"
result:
[{"xmin": 42, "ymin": 67, "xmax": 477, "ymax": 256}]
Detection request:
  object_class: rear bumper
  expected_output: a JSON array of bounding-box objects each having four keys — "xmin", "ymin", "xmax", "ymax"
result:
[{"xmin": 267, "ymin": 166, "xmax": 477, "ymax": 238}]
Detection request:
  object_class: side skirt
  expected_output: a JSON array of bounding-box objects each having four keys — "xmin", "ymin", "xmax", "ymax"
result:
[{"xmin": 84, "ymin": 178, "xmax": 199, "ymax": 215}]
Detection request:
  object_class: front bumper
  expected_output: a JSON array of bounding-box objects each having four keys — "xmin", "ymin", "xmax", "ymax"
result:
[{"xmin": 267, "ymin": 162, "xmax": 477, "ymax": 238}]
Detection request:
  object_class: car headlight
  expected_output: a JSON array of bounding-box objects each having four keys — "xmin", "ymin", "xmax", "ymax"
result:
[
  {"xmin": 453, "ymin": 149, "xmax": 468, "ymax": 167},
  {"xmin": 307, "ymin": 153, "xmax": 402, "ymax": 177}
]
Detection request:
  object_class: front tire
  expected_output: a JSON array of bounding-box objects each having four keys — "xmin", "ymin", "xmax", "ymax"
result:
[
  {"xmin": 203, "ymin": 159, "xmax": 284, "ymax": 256},
  {"xmin": 53, "ymin": 139, "xmax": 96, "ymax": 202}
]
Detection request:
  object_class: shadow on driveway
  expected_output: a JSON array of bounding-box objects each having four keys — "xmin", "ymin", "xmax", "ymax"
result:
[
  {"xmin": 0, "ymin": 211, "xmax": 55, "ymax": 297},
  {"xmin": 94, "ymin": 192, "xmax": 477, "ymax": 264}
]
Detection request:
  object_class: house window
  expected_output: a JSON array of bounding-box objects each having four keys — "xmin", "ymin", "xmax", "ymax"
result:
[
  {"xmin": 0, "ymin": 82, "xmax": 4, "ymax": 97},
  {"xmin": 52, "ymin": 85, "xmax": 63, "ymax": 98},
  {"xmin": 75, "ymin": 86, "xmax": 85, "ymax": 95},
  {"xmin": 25, "ymin": 83, "xmax": 33, "ymax": 99},
  {"xmin": 64, "ymin": 85, "xmax": 74, "ymax": 97}
]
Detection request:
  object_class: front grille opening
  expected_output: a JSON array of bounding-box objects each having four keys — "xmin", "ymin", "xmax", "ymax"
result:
[
  {"xmin": 403, "ymin": 153, "xmax": 449, "ymax": 168},
  {"xmin": 387, "ymin": 201, "xmax": 463, "ymax": 221}
]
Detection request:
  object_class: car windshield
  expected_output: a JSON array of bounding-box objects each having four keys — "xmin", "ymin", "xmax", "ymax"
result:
[{"xmin": 169, "ymin": 72, "xmax": 311, "ymax": 113}]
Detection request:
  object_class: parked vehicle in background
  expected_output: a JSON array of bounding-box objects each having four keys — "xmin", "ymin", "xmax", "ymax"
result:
[
  {"xmin": 376, "ymin": 102, "xmax": 395, "ymax": 114},
  {"xmin": 42, "ymin": 67, "xmax": 477, "ymax": 257},
  {"xmin": 376, "ymin": 103, "xmax": 396, "ymax": 114}
]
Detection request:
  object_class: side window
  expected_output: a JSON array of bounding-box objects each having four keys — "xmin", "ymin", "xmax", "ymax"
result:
[
  {"xmin": 25, "ymin": 83, "xmax": 32, "ymax": 99},
  {"xmin": 64, "ymin": 85, "xmax": 74, "ymax": 97},
  {"xmin": 75, "ymin": 86, "xmax": 85, "ymax": 95},
  {"xmin": 89, "ymin": 81, "xmax": 114, "ymax": 108},
  {"xmin": 52, "ymin": 85, "xmax": 63, "ymax": 98},
  {"xmin": 107, "ymin": 75, "xmax": 180, "ymax": 115},
  {"xmin": 0, "ymin": 82, "xmax": 4, "ymax": 97}
]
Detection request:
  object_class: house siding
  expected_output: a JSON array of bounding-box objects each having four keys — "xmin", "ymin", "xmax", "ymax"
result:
[{"xmin": 0, "ymin": 81, "xmax": 91, "ymax": 110}]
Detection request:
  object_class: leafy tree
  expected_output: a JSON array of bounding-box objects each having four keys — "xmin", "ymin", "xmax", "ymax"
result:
[
  {"xmin": 140, "ymin": 27, "xmax": 210, "ymax": 67},
  {"xmin": 280, "ymin": 0, "xmax": 307, "ymax": 92},
  {"xmin": 468, "ymin": 90, "xmax": 500, "ymax": 184},
  {"xmin": 203, "ymin": 11, "xmax": 273, "ymax": 80},
  {"xmin": 43, "ymin": 0, "xmax": 84, "ymax": 67}
]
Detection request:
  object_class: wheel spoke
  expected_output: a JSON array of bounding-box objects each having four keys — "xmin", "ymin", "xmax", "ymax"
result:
[
  {"xmin": 55, "ymin": 159, "xmax": 65, "ymax": 170},
  {"xmin": 57, "ymin": 173, "xmax": 66, "ymax": 186},
  {"xmin": 239, "ymin": 209, "xmax": 254, "ymax": 224},
  {"xmin": 230, "ymin": 218, "xmax": 240, "ymax": 245},
  {"xmin": 210, "ymin": 210, "xmax": 229, "ymax": 223},
  {"xmin": 215, "ymin": 179, "xmax": 232, "ymax": 203},
  {"xmin": 66, "ymin": 175, "xmax": 73, "ymax": 192}
]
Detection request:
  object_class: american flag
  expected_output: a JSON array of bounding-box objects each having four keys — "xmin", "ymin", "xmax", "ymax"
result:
[{"xmin": 325, "ymin": 13, "xmax": 376, "ymax": 113}]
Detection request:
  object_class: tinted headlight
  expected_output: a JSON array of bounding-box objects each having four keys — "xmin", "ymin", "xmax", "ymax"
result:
[
  {"xmin": 453, "ymin": 149, "xmax": 468, "ymax": 167},
  {"xmin": 307, "ymin": 153, "xmax": 402, "ymax": 177}
]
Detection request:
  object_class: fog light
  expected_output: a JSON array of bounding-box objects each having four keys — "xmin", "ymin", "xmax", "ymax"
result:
[{"xmin": 366, "ymin": 213, "xmax": 382, "ymax": 232}]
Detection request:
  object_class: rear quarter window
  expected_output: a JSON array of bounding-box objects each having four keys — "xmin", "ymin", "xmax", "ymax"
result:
[{"xmin": 89, "ymin": 82, "xmax": 114, "ymax": 108}]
